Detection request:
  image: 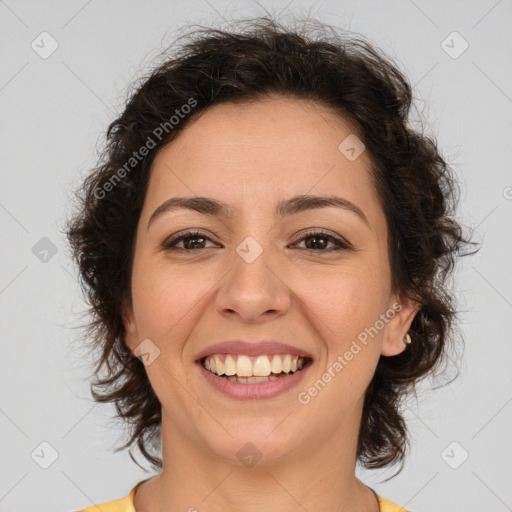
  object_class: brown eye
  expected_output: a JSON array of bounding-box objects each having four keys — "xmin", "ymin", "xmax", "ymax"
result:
[
  {"xmin": 162, "ymin": 229, "xmax": 350, "ymax": 253},
  {"xmin": 292, "ymin": 230, "xmax": 350, "ymax": 252},
  {"xmin": 162, "ymin": 231, "xmax": 217, "ymax": 251}
]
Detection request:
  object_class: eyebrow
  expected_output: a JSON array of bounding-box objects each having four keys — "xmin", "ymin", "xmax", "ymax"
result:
[{"xmin": 147, "ymin": 194, "xmax": 369, "ymax": 230}]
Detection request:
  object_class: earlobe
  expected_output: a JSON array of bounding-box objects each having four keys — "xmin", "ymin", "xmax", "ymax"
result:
[{"xmin": 381, "ymin": 296, "xmax": 420, "ymax": 357}]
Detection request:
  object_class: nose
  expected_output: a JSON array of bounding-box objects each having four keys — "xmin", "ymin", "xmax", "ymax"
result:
[{"xmin": 215, "ymin": 245, "xmax": 291, "ymax": 324}]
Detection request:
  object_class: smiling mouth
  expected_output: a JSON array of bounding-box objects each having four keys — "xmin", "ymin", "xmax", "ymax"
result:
[{"xmin": 200, "ymin": 353, "xmax": 313, "ymax": 384}]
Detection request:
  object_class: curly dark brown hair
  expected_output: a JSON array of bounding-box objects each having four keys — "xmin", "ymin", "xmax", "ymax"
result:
[{"xmin": 65, "ymin": 16, "xmax": 479, "ymax": 476}]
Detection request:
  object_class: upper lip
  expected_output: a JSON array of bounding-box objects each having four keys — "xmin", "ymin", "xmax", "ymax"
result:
[{"xmin": 195, "ymin": 340, "xmax": 313, "ymax": 361}]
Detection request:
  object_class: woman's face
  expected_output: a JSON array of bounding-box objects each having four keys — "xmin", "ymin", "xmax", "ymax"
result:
[{"xmin": 123, "ymin": 95, "xmax": 417, "ymax": 466}]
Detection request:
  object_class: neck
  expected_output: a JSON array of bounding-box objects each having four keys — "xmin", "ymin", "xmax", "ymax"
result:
[{"xmin": 133, "ymin": 408, "xmax": 379, "ymax": 512}]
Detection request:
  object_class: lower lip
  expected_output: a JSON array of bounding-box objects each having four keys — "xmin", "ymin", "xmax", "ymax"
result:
[{"xmin": 197, "ymin": 360, "xmax": 312, "ymax": 400}]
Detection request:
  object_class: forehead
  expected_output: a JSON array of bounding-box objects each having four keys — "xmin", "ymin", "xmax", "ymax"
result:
[{"xmin": 145, "ymin": 96, "xmax": 384, "ymax": 232}]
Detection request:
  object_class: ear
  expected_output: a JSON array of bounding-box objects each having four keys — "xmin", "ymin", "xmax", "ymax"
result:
[
  {"xmin": 381, "ymin": 293, "xmax": 420, "ymax": 357},
  {"xmin": 121, "ymin": 297, "xmax": 139, "ymax": 358}
]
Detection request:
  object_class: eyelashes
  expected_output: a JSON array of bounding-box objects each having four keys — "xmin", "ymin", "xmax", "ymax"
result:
[
  {"xmin": 162, "ymin": 229, "xmax": 351, "ymax": 253},
  {"xmin": 292, "ymin": 229, "xmax": 351, "ymax": 251},
  {"xmin": 162, "ymin": 230, "xmax": 216, "ymax": 251}
]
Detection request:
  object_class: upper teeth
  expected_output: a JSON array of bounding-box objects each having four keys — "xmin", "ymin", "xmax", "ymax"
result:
[{"xmin": 203, "ymin": 354, "xmax": 306, "ymax": 377}]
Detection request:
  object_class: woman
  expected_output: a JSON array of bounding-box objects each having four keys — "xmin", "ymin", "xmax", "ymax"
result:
[{"xmin": 67, "ymin": 16, "xmax": 478, "ymax": 512}]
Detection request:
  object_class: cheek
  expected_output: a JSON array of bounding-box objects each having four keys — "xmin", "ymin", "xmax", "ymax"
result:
[
  {"xmin": 129, "ymin": 260, "xmax": 202, "ymax": 407},
  {"xmin": 131, "ymin": 265, "xmax": 172, "ymax": 332},
  {"xmin": 296, "ymin": 262, "xmax": 388, "ymax": 349},
  {"xmin": 297, "ymin": 267, "xmax": 384, "ymax": 414},
  {"xmin": 130, "ymin": 255, "xmax": 214, "ymax": 348}
]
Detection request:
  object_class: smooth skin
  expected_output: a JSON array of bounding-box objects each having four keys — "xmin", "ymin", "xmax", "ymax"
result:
[{"xmin": 123, "ymin": 94, "xmax": 419, "ymax": 512}]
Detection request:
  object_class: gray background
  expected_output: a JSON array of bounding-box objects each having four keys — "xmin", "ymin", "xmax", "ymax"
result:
[{"xmin": 1, "ymin": 0, "xmax": 511, "ymax": 511}]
